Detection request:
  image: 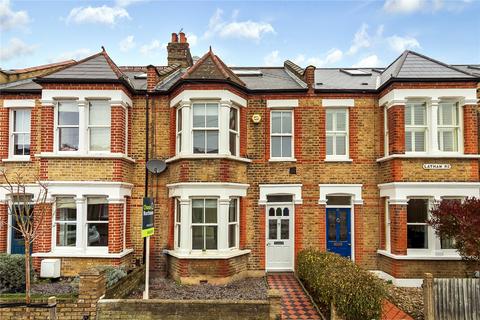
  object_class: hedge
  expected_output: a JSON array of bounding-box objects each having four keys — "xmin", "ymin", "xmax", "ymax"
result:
[
  {"xmin": 0, "ymin": 254, "xmax": 32, "ymax": 294},
  {"xmin": 297, "ymin": 249, "xmax": 386, "ymax": 320}
]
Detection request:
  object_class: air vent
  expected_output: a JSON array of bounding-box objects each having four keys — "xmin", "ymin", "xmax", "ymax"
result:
[
  {"xmin": 340, "ymin": 69, "xmax": 372, "ymax": 76},
  {"xmin": 316, "ymin": 82, "xmax": 323, "ymax": 85},
  {"xmin": 361, "ymin": 82, "xmax": 369, "ymax": 85}
]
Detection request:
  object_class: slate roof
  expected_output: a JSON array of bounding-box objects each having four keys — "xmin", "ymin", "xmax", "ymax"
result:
[
  {"xmin": 0, "ymin": 78, "xmax": 42, "ymax": 92},
  {"xmin": 1, "ymin": 60, "xmax": 75, "ymax": 75},
  {"xmin": 379, "ymin": 50, "xmax": 475, "ymax": 87},
  {"xmin": 453, "ymin": 65, "xmax": 480, "ymax": 77},
  {"xmin": 233, "ymin": 68, "xmax": 306, "ymax": 90},
  {"xmin": 314, "ymin": 68, "xmax": 381, "ymax": 91}
]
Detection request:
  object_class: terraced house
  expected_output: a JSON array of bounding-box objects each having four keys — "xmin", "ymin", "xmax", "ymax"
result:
[{"xmin": 0, "ymin": 32, "xmax": 479, "ymax": 287}]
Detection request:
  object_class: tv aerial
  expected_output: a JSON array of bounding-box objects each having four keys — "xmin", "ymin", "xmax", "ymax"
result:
[{"xmin": 146, "ymin": 159, "xmax": 167, "ymax": 174}]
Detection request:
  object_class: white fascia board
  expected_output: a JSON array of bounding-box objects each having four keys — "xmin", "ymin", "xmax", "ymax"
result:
[
  {"xmin": 378, "ymin": 182, "xmax": 480, "ymax": 201},
  {"xmin": 41, "ymin": 90, "xmax": 132, "ymax": 107},
  {"xmin": 170, "ymin": 90, "xmax": 247, "ymax": 108},
  {"xmin": 379, "ymin": 88, "xmax": 477, "ymax": 107},
  {"xmin": 258, "ymin": 184, "xmax": 303, "ymax": 205},
  {"xmin": 318, "ymin": 184, "xmax": 363, "ymax": 204},
  {"xmin": 3, "ymin": 99, "xmax": 36, "ymax": 108},
  {"xmin": 321, "ymin": 99, "xmax": 355, "ymax": 107},
  {"xmin": 266, "ymin": 99, "xmax": 299, "ymax": 108},
  {"xmin": 167, "ymin": 182, "xmax": 249, "ymax": 199}
]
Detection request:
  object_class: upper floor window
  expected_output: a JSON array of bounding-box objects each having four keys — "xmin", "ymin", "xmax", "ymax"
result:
[
  {"xmin": 271, "ymin": 110, "xmax": 293, "ymax": 159},
  {"xmin": 438, "ymin": 102, "xmax": 459, "ymax": 152},
  {"xmin": 88, "ymin": 101, "xmax": 111, "ymax": 152},
  {"xmin": 326, "ymin": 109, "xmax": 348, "ymax": 159},
  {"xmin": 10, "ymin": 109, "xmax": 31, "ymax": 157},
  {"xmin": 176, "ymin": 108, "xmax": 182, "ymax": 153},
  {"xmin": 229, "ymin": 107, "xmax": 239, "ymax": 156},
  {"xmin": 405, "ymin": 103, "xmax": 427, "ymax": 152},
  {"xmin": 57, "ymin": 101, "xmax": 79, "ymax": 151},
  {"xmin": 192, "ymin": 103, "xmax": 219, "ymax": 154}
]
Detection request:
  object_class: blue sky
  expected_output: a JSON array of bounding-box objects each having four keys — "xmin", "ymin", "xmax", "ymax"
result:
[{"xmin": 1, "ymin": 0, "xmax": 479, "ymax": 70}]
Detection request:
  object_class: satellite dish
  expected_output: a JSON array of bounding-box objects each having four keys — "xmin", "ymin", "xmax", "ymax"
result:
[{"xmin": 146, "ymin": 159, "xmax": 167, "ymax": 174}]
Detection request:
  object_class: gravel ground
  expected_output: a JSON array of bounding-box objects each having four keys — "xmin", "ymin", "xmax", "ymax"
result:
[
  {"xmin": 31, "ymin": 278, "xmax": 78, "ymax": 295},
  {"xmin": 129, "ymin": 277, "xmax": 268, "ymax": 300},
  {"xmin": 386, "ymin": 283, "xmax": 423, "ymax": 320}
]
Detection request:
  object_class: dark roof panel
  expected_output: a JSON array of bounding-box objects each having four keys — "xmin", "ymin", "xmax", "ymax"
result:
[{"xmin": 43, "ymin": 54, "xmax": 119, "ymax": 80}]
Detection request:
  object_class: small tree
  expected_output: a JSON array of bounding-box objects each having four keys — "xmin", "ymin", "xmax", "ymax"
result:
[
  {"xmin": 0, "ymin": 169, "xmax": 48, "ymax": 304},
  {"xmin": 429, "ymin": 197, "xmax": 480, "ymax": 265}
]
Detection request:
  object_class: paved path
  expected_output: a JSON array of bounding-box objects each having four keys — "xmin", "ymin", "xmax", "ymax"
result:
[
  {"xmin": 382, "ymin": 300, "xmax": 414, "ymax": 320},
  {"xmin": 267, "ymin": 273, "xmax": 321, "ymax": 320}
]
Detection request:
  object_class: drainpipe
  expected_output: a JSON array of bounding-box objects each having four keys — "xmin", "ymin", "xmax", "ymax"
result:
[{"xmin": 143, "ymin": 93, "xmax": 149, "ymax": 264}]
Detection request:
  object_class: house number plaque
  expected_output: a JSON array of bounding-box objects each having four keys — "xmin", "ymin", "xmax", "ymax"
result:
[{"xmin": 422, "ymin": 163, "xmax": 451, "ymax": 170}]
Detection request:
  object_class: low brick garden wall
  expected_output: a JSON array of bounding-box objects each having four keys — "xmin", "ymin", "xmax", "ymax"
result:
[
  {"xmin": 105, "ymin": 265, "xmax": 145, "ymax": 299},
  {"xmin": 97, "ymin": 289, "xmax": 282, "ymax": 320}
]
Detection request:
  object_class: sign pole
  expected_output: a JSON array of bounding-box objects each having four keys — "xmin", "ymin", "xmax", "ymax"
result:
[
  {"xmin": 142, "ymin": 197, "xmax": 154, "ymax": 300},
  {"xmin": 143, "ymin": 236, "xmax": 150, "ymax": 299}
]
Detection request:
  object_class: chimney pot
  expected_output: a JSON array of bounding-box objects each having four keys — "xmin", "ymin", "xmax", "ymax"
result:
[
  {"xmin": 171, "ymin": 33, "xmax": 178, "ymax": 43},
  {"xmin": 179, "ymin": 32, "xmax": 186, "ymax": 43}
]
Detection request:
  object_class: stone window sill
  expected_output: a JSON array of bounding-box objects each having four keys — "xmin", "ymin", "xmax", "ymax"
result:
[
  {"xmin": 376, "ymin": 154, "xmax": 480, "ymax": 163},
  {"xmin": 377, "ymin": 249, "xmax": 462, "ymax": 260},
  {"xmin": 2, "ymin": 157, "xmax": 31, "ymax": 163},
  {"xmin": 32, "ymin": 248, "xmax": 133, "ymax": 259},
  {"xmin": 165, "ymin": 249, "xmax": 251, "ymax": 260},
  {"xmin": 268, "ymin": 158, "xmax": 297, "ymax": 163},
  {"xmin": 324, "ymin": 158, "xmax": 353, "ymax": 163}
]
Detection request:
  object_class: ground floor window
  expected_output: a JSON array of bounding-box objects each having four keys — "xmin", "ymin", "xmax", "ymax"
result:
[
  {"xmin": 407, "ymin": 198, "xmax": 429, "ymax": 249},
  {"xmin": 228, "ymin": 198, "xmax": 239, "ymax": 248},
  {"xmin": 191, "ymin": 198, "xmax": 218, "ymax": 250}
]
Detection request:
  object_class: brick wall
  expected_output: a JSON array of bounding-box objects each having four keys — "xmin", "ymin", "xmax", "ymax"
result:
[
  {"xmin": 389, "ymin": 204, "xmax": 407, "ymax": 255},
  {"xmin": 0, "ymin": 204, "xmax": 7, "ymax": 253},
  {"xmin": 108, "ymin": 203, "xmax": 124, "ymax": 254},
  {"xmin": 463, "ymin": 104, "xmax": 479, "ymax": 154},
  {"xmin": 111, "ymin": 105, "xmax": 126, "ymax": 154},
  {"xmin": 387, "ymin": 105, "xmax": 405, "ymax": 155},
  {"xmin": 0, "ymin": 106, "xmax": 9, "ymax": 159}
]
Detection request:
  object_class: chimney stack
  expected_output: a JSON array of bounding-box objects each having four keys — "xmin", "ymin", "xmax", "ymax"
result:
[{"xmin": 167, "ymin": 32, "xmax": 193, "ymax": 68}]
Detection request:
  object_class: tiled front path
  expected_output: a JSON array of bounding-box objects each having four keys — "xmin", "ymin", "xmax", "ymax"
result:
[
  {"xmin": 267, "ymin": 273, "xmax": 321, "ymax": 320},
  {"xmin": 268, "ymin": 273, "xmax": 414, "ymax": 320}
]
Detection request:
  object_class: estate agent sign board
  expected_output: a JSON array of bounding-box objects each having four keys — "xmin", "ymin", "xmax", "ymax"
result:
[{"xmin": 142, "ymin": 197, "xmax": 155, "ymax": 238}]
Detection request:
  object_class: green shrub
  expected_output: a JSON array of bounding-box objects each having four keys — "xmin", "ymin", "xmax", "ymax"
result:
[
  {"xmin": 96, "ymin": 265, "xmax": 127, "ymax": 288},
  {"xmin": 0, "ymin": 253, "xmax": 32, "ymax": 293},
  {"xmin": 297, "ymin": 249, "xmax": 386, "ymax": 320}
]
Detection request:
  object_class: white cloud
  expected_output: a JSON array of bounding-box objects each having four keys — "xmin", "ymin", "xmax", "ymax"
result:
[
  {"xmin": 292, "ymin": 54, "xmax": 305, "ymax": 65},
  {"xmin": 186, "ymin": 33, "xmax": 198, "ymax": 47},
  {"xmin": 0, "ymin": 0, "xmax": 30, "ymax": 31},
  {"xmin": 383, "ymin": 0, "xmax": 472, "ymax": 13},
  {"xmin": 264, "ymin": 50, "xmax": 280, "ymax": 66},
  {"xmin": 292, "ymin": 48, "xmax": 344, "ymax": 67},
  {"xmin": 51, "ymin": 48, "xmax": 92, "ymax": 62},
  {"xmin": 66, "ymin": 5, "xmax": 130, "ymax": 26},
  {"xmin": 140, "ymin": 40, "xmax": 164, "ymax": 56},
  {"xmin": 119, "ymin": 35, "xmax": 135, "ymax": 52},
  {"xmin": 352, "ymin": 55, "xmax": 381, "ymax": 68},
  {"xmin": 383, "ymin": 0, "xmax": 425, "ymax": 13},
  {"xmin": 115, "ymin": 0, "xmax": 146, "ymax": 7},
  {"xmin": 348, "ymin": 24, "xmax": 372, "ymax": 55},
  {"xmin": 387, "ymin": 35, "xmax": 420, "ymax": 53},
  {"xmin": 204, "ymin": 9, "xmax": 275, "ymax": 41},
  {"xmin": 0, "ymin": 38, "xmax": 35, "ymax": 61}
]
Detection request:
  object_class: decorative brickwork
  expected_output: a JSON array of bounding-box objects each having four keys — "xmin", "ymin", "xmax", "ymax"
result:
[
  {"xmin": 389, "ymin": 204, "xmax": 407, "ymax": 255},
  {"xmin": 387, "ymin": 105, "xmax": 405, "ymax": 155},
  {"xmin": 463, "ymin": 104, "xmax": 478, "ymax": 154}
]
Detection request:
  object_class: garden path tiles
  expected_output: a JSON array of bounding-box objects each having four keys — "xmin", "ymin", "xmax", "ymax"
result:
[
  {"xmin": 267, "ymin": 273, "xmax": 321, "ymax": 320},
  {"xmin": 382, "ymin": 300, "xmax": 414, "ymax": 320}
]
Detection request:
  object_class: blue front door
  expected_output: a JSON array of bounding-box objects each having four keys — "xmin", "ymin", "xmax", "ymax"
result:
[
  {"xmin": 11, "ymin": 218, "xmax": 25, "ymax": 254},
  {"xmin": 326, "ymin": 208, "xmax": 351, "ymax": 258}
]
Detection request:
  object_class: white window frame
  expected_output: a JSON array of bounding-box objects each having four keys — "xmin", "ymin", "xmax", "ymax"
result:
[
  {"xmin": 191, "ymin": 197, "xmax": 219, "ymax": 251},
  {"xmin": 87, "ymin": 100, "xmax": 111, "ymax": 153},
  {"xmin": 9, "ymin": 108, "xmax": 32, "ymax": 160},
  {"xmin": 405, "ymin": 102, "xmax": 428, "ymax": 153},
  {"xmin": 176, "ymin": 108, "xmax": 183, "ymax": 154},
  {"xmin": 55, "ymin": 100, "xmax": 80, "ymax": 154},
  {"xmin": 437, "ymin": 102, "xmax": 460, "ymax": 153},
  {"xmin": 229, "ymin": 106, "xmax": 240, "ymax": 156},
  {"xmin": 86, "ymin": 196, "xmax": 109, "ymax": 250},
  {"xmin": 174, "ymin": 198, "xmax": 181, "ymax": 250},
  {"xmin": 384, "ymin": 107, "xmax": 389, "ymax": 157},
  {"xmin": 52, "ymin": 195, "xmax": 109, "ymax": 255},
  {"xmin": 228, "ymin": 197, "xmax": 239, "ymax": 249},
  {"xmin": 325, "ymin": 108, "xmax": 349, "ymax": 161},
  {"xmin": 406, "ymin": 197, "xmax": 431, "ymax": 253},
  {"xmin": 191, "ymin": 103, "xmax": 220, "ymax": 154},
  {"xmin": 54, "ymin": 196, "xmax": 79, "ymax": 249},
  {"xmin": 270, "ymin": 110, "xmax": 294, "ymax": 161}
]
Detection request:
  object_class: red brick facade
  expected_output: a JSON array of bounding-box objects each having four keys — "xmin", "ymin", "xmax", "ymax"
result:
[
  {"xmin": 387, "ymin": 105, "xmax": 405, "ymax": 155},
  {"xmin": 389, "ymin": 204, "xmax": 407, "ymax": 255},
  {"xmin": 464, "ymin": 104, "xmax": 479, "ymax": 154}
]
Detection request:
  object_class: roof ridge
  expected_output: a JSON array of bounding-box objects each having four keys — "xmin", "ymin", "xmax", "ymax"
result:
[
  {"xmin": 212, "ymin": 54, "xmax": 245, "ymax": 86},
  {"xmin": 7, "ymin": 60, "xmax": 76, "ymax": 73}
]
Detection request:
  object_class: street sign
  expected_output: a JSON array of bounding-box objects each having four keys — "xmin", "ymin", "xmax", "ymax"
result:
[{"xmin": 142, "ymin": 197, "xmax": 154, "ymax": 238}]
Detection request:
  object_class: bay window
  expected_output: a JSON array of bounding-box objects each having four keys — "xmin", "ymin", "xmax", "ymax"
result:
[
  {"xmin": 10, "ymin": 109, "xmax": 31, "ymax": 157},
  {"xmin": 88, "ymin": 100, "xmax": 111, "ymax": 152},
  {"xmin": 86, "ymin": 197, "xmax": 109, "ymax": 247},
  {"xmin": 229, "ymin": 108, "xmax": 239, "ymax": 156},
  {"xmin": 271, "ymin": 110, "xmax": 293, "ymax": 159},
  {"xmin": 57, "ymin": 101, "xmax": 79, "ymax": 152},
  {"xmin": 438, "ymin": 102, "xmax": 459, "ymax": 152},
  {"xmin": 193, "ymin": 103, "xmax": 219, "ymax": 154},
  {"xmin": 176, "ymin": 108, "xmax": 182, "ymax": 153},
  {"xmin": 192, "ymin": 198, "xmax": 218, "ymax": 250},
  {"xmin": 405, "ymin": 103, "xmax": 427, "ymax": 152},
  {"xmin": 55, "ymin": 197, "xmax": 77, "ymax": 247},
  {"xmin": 407, "ymin": 198, "xmax": 429, "ymax": 249},
  {"xmin": 228, "ymin": 198, "xmax": 239, "ymax": 248},
  {"xmin": 326, "ymin": 108, "xmax": 348, "ymax": 159},
  {"xmin": 175, "ymin": 198, "xmax": 181, "ymax": 248}
]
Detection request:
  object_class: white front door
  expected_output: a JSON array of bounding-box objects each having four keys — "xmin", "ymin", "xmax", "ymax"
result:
[{"xmin": 266, "ymin": 204, "xmax": 294, "ymax": 271}]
